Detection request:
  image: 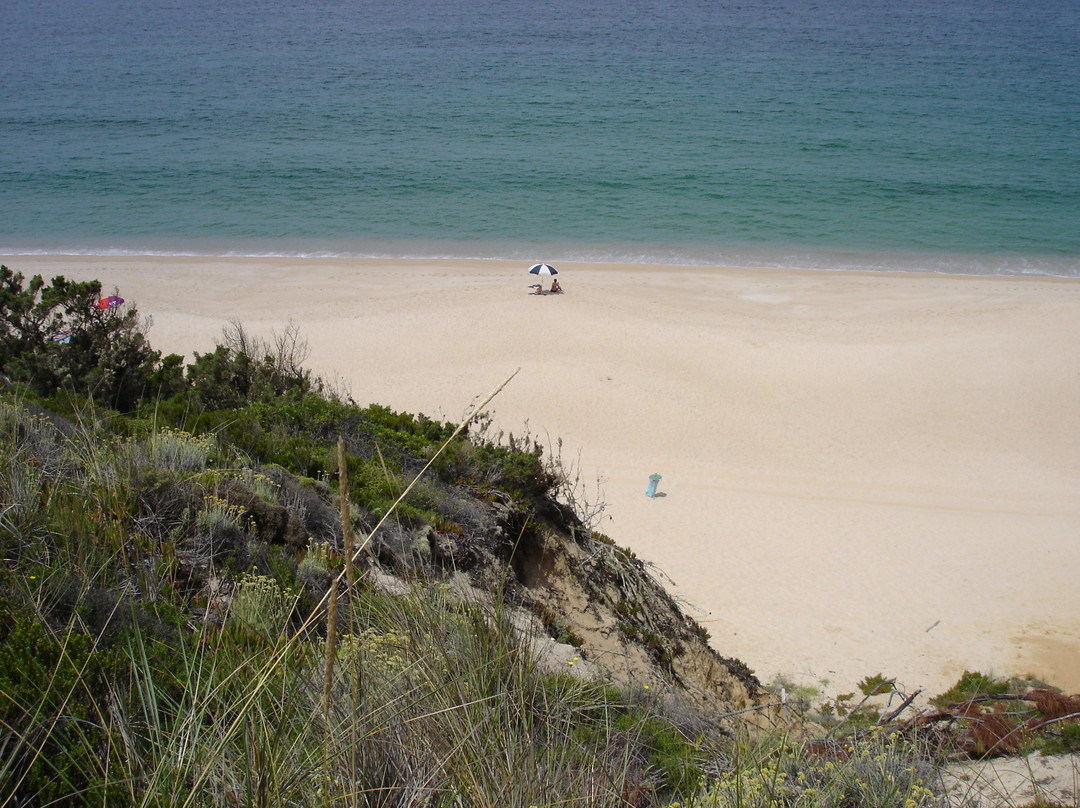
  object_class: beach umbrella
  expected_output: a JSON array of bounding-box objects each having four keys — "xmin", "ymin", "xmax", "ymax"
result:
[
  {"xmin": 93, "ymin": 295, "xmax": 124, "ymax": 310},
  {"xmin": 528, "ymin": 263, "xmax": 558, "ymax": 277}
]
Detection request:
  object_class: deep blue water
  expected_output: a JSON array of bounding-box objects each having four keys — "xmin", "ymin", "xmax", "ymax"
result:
[{"xmin": 2, "ymin": 0, "xmax": 1079, "ymax": 275}]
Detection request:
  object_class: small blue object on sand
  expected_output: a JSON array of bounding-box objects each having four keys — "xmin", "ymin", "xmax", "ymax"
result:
[{"xmin": 646, "ymin": 474, "xmax": 662, "ymax": 497}]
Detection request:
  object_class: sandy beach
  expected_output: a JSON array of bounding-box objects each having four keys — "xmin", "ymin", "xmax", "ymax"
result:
[{"xmin": 9, "ymin": 253, "xmax": 1080, "ymax": 700}]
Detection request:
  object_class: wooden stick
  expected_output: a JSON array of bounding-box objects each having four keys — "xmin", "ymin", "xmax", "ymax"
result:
[{"xmin": 879, "ymin": 688, "xmax": 923, "ymax": 724}]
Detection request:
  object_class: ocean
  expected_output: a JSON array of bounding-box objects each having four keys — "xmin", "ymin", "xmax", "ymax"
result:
[{"xmin": 2, "ymin": 0, "xmax": 1078, "ymax": 276}]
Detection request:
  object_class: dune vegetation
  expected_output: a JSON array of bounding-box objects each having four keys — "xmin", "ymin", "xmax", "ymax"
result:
[{"xmin": 2, "ymin": 266, "xmax": 1077, "ymax": 807}]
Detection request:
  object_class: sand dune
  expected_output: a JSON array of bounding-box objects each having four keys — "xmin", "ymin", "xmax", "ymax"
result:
[{"xmin": 11, "ymin": 253, "xmax": 1080, "ymax": 699}]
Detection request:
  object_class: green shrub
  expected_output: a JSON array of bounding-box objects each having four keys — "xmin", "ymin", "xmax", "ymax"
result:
[
  {"xmin": 185, "ymin": 322, "xmax": 317, "ymax": 410},
  {"xmin": 471, "ymin": 441, "xmax": 556, "ymax": 499},
  {"xmin": 0, "ymin": 266, "xmax": 177, "ymax": 410},
  {"xmin": 618, "ymin": 710, "xmax": 702, "ymax": 796},
  {"xmin": 931, "ymin": 671, "xmax": 1011, "ymax": 707},
  {"xmin": 0, "ymin": 607, "xmax": 118, "ymax": 806},
  {"xmin": 1041, "ymin": 721, "xmax": 1080, "ymax": 756}
]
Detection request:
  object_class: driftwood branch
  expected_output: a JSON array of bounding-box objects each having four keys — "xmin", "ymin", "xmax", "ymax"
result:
[
  {"xmin": 879, "ymin": 688, "xmax": 923, "ymax": 724},
  {"xmin": 946, "ymin": 693, "xmax": 1028, "ymax": 708},
  {"xmin": 1031, "ymin": 710, "xmax": 1080, "ymax": 730}
]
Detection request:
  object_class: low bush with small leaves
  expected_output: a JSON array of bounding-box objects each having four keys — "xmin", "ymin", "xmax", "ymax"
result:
[{"xmin": 690, "ymin": 728, "xmax": 949, "ymax": 808}]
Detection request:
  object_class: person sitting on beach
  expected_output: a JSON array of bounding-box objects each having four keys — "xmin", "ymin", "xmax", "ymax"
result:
[
  {"xmin": 532, "ymin": 284, "xmax": 544, "ymax": 295},
  {"xmin": 550, "ymin": 278, "xmax": 562, "ymax": 293}
]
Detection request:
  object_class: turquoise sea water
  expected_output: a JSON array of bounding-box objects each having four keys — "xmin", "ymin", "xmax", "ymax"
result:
[{"xmin": 2, "ymin": 0, "xmax": 1078, "ymax": 275}]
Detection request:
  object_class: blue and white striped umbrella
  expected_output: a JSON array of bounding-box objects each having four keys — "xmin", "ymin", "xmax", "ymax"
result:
[{"xmin": 528, "ymin": 263, "xmax": 558, "ymax": 277}]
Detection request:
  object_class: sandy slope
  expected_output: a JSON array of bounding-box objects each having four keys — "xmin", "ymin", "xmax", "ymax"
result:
[
  {"xmin": 10, "ymin": 254, "xmax": 1080, "ymax": 700},
  {"xmin": 943, "ymin": 752, "xmax": 1080, "ymax": 807}
]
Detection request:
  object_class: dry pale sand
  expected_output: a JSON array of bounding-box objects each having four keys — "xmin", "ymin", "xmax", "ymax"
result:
[
  {"xmin": 943, "ymin": 752, "xmax": 1080, "ymax": 808},
  {"xmin": 10, "ymin": 253, "xmax": 1080, "ymax": 700}
]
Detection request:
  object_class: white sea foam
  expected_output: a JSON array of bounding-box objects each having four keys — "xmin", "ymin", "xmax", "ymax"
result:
[{"xmin": 3, "ymin": 239, "xmax": 1078, "ymax": 278}]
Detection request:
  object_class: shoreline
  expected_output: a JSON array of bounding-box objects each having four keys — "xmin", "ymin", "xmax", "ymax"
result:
[
  {"xmin": 3, "ymin": 244, "xmax": 1079, "ymax": 279},
  {"xmin": 7, "ymin": 252, "xmax": 1080, "ymax": 699}
]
